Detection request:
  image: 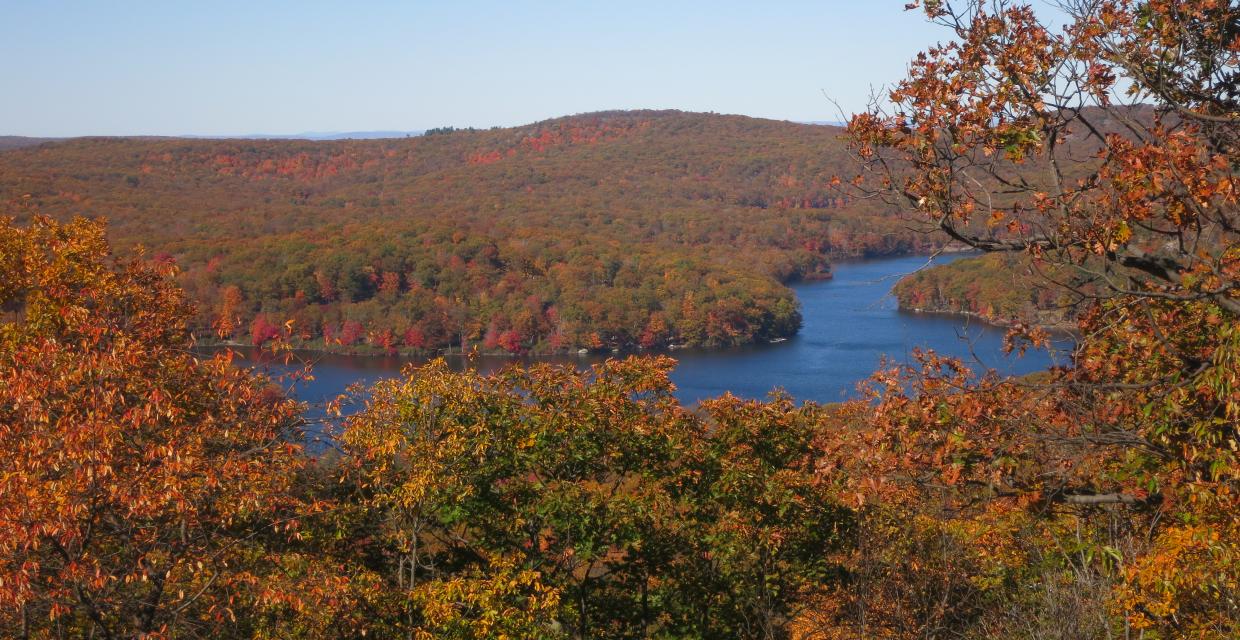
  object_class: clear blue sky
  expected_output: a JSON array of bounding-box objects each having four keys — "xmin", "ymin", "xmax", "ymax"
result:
[{"xmin": 1, "ymin": 1, "xmax": 948, "ymax": 137}]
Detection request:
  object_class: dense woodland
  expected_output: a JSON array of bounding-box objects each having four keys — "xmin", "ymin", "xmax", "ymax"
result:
[
  {"xmin": 1, "ymin": 0, "xmax": 1238, "ymax": 638},
  {"xmin": 0, "ymin": 112, "xmax": 940, "ymax": 354}
]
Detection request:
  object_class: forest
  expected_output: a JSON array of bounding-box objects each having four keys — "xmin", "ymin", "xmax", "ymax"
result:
[
  {"xmin": 2, "ymin": 0, "xmax": 1238, "ymax": 638},
  {"xmin": 0, "ymin": 111, "xmax": 940, "ymax": 355},
  {"xmin": 892, "ymin": 253, "xmax": 1083, "ymax": 329}
]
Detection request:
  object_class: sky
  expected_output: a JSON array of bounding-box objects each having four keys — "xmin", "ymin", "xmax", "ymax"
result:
[{"xmin": 1, "ymin": 1, "xmax": 950, "ymax": 137}]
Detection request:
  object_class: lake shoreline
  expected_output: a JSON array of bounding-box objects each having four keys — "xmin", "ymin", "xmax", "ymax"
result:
[
  {"xmin": 898, "ymin": 306, "xmax": 1079, "ymax": 334},
  {"xmin": 199, "ymin": 247, "xmax": 987, "ymax": 361},
  {"xmin": 223, "ymin": 252, "xmax": 1062, "ymax": 405}
]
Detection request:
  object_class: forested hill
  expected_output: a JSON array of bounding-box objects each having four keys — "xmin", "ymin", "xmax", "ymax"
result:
[
  {"xmin": 0, "ymin": 110, "xmax": 937, "ymax": 354},
  {"xmin": 892, "ymin": 253, "xmax": 1084, "ymax": 330}
]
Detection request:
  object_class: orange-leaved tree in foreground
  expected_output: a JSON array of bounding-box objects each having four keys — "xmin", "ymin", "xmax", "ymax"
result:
[
  {"xmin": 0, "ymin": 214, "xmax": 307, "ymax": 638},
  {"xmin": 811, "ymin": 1, "xmax": 1239, "ymax": 638}
]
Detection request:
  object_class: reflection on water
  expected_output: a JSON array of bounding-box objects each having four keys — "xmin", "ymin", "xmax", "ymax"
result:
[{"xmin": 219, "ymin": 253, "xmax": 1071, "ymax": 410}]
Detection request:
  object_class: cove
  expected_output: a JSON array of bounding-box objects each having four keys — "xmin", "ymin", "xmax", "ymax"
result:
[{"xmin": 229, "ymin": 253, "xmax": 1070, "ymax": 408}]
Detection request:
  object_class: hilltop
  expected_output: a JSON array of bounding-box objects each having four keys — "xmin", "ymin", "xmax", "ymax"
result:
[{"xmin": 0, "ymin": 110, "xmax": 937, "ymax": 353}]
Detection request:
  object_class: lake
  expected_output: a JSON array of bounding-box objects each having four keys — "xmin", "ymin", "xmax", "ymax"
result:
[{"xmin": 229, "ymin": 253, "xmax": 1070, "ymax": 408}]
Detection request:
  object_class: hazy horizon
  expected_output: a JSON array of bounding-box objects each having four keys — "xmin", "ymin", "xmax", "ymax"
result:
[
  {"xmin": 2, "ymin": 1, "xmax": 942, "ymax": 137},
  {"xmin": 0, "ymin": 110, "xmax": 846, "ymax": 140}
]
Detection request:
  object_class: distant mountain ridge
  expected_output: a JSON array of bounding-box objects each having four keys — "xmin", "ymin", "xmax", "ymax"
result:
[
  {"xmin": 1, "ymin": 131, "xmax": 426, "ymax": 145},
  {"xmin": 0, "ymin": 136, "xmax": 57, "ymax": 151},
  {"xmin": 3, "ymin": 114, "xmax": 843, "ymax": 145},
  {"xmin": 193, "ymin": 130, "xmax": 426, "ymax": 140}
]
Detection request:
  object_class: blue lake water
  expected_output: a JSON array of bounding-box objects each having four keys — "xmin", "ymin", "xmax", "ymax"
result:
[{"xmin": 228, "ymin": 253, "xmax": 1071, "ymax": 409}]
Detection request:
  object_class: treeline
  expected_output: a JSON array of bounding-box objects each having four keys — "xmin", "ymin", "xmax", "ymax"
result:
[{"xmin": 0, "ymin": 111, "xmax": 939, "ymax": 353}]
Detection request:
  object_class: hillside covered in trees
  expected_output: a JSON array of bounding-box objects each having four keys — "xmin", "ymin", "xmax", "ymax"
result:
[
  {"xmin": 0, "ymin": 112, "xmax": 939, "ymax": 354},
  {"xmin": 892, "ymin": 253, "xmax": 1084, "ymax": 329},
  {"xmin": 3, "ymin": 0, "xmax": 1239, "ymax": 638}
]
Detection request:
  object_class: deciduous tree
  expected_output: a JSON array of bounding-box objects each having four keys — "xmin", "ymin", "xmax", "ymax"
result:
[
  {"xmin": 832, "ymin": 1, "xmax": 1240, "ymax": 636},
  {"xmin": 0, "ymin": 215, "xmax": 306, "ymax": 639}
]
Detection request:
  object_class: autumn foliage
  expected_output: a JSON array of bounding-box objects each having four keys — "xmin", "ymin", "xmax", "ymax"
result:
[
  {"xmin": 331, "ymin": 357, "xmax": 847, "ymax": 638},
  {"xmin": 823, "ymin": 0, "xmax": 1240, "ymax": 637},
  {"xmin": 2, "ymin": 1, "xmax": 1238, "ymax": 638},
  {"xmin": 0, "ymin": 111, "xmax": 939, "ymax": 355},
  {"xmin": 0, "ymin": 215, "xmax": 306, "ymax": 638}
]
